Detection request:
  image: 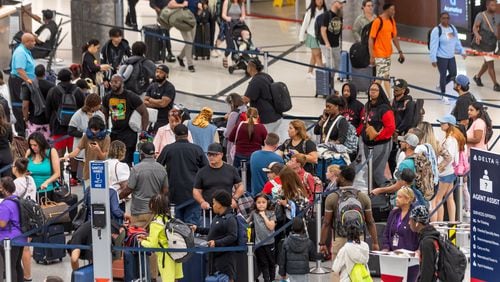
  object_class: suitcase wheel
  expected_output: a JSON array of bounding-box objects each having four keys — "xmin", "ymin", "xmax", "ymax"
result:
[
  {"xmin": 194, "ymin": 56, "xmax": 199, "ymax": 60},
  {"xmin": 228, "ymin": 66, "xmax": 235, "ymax": 74}
]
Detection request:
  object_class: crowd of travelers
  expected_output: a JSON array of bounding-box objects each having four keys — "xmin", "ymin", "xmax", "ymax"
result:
[{"xmin": 0, "ymin": 0, "xmax": 496, "ymax": 281}]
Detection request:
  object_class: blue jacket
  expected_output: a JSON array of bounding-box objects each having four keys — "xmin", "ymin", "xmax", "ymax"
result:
[{"xmin": 429, "ymin": 24, "xmax": 465, "ymax": 62}]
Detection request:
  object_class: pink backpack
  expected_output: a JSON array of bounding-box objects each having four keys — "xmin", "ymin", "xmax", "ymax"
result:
[{"xmin": 453, "ymin": 150, "xmax": 470, "ymax": 176}]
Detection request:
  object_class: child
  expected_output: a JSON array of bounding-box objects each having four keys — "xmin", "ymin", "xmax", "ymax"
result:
[
  {"xmin": 12, "ymin": 158, "xmax": 36, "ymax": 200},
  {"xmin": 324, "ymin": 164, "xmax": 341, "ymax": 193},
  {"xmin": 332, "ymin": 222, "xmax": 370, "ymax": 282},
  {"xmin": 278, "ymin": 217, "xmax": 317, "ymax": 282},
  {"xmin": 139, "ymin": 194, "xmax": 183, "ymax": 282},
  {"xmin": 248, "ymin": 193, "xmax": 276, "ymax": 282}
]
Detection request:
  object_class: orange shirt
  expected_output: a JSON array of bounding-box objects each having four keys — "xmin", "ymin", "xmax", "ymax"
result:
[{"xmin": 369, "ymin": 17, "xmax": 397, "ymax": 58}]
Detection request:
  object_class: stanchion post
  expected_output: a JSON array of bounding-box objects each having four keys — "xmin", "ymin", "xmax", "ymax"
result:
[
  {"xmin": 310, "ymin": 192, "xmax": 330, "ymax": 274},
  {"xmin": 115, "ymin": 0, "xmax": 124, "ymax": 27},
  {"xmin": 264, "ymin": 52, "xmax": 269, "ymax": 73},
  {"xmin": 457, "ymin": 176, "xmax": 464, "ymax": 222},
  {"xmin": 367, "ymin": 146, "xmax": 373, "ymax": 193},
  {"xmin": 241, "ymin": 159, "xmax": 248, "ymax": 192},
  {"xmin": 246, "ymin": 0, "xmax": 251, "ymax": 17},
  {"xmin": 4, "ymin": 239, "xmax": 12, "ymax": 282},
  {"xmin": 247, "ymin": 242, "xmax": 254, "ymax": 282},
  {"xmin": 170, "ymin": 203, "xmax": 176, "ymax": 218}
]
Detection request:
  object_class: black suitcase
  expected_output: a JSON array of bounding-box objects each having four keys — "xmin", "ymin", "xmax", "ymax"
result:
[
  {"xmin": 351, "ymin": 66, "xmax": 374, "ymax": 94},
  {"xmin": 54, "ymin": 163, "xmax": 79, "ymax": 232},
  {"xmin": 143, "ymin": 24, "xmax": 167, "ymax": 62},
  {"xmin": 33, "ymin": 224, "xmax": 66, "ymax": 264},
  {"xmin": 370, "ymin": 194, "xmax": 392, "ymax": 223},
  {"xmin": 365, "ymin": 222, "xmax": 386, "ymax": 277},
  {"xmin": 315, "ymin": 69, "xmax": 333, "ymax": 97},
  {"xmin": 194, "ymin": 11, "xmax": 211, "ymax": 60}
]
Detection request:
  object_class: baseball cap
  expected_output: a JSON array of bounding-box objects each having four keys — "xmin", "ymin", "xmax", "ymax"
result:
[
  {"xmin": 334, "ymin": 0, "xmax": 346, "ymax": 3},
  {"xmin": 173, "ymin": 124, "xmax": 188, "ymax": 136},
  {"xmin": 207, "ymin": 143, "xmax": 223, "ymax": 154},
  {"xmin": 156, "ymin": 64, "xmax": 169, "ymax": 74},
  {"xmin": 393, "ymin": 79, "xmax": 408, "ymax": 89},
  {"xmin": 437, "ymin": 114, "xmax": 457, "ymax": 125},
  {"xmin": 140, "ymin": 142, "xmax": 155, "ymax": 155},
  {"xmin": 410, "ymin": 205, "xmax": 430, "ymax": 224},
  {"xmin": 455, "ymin": 74, "xmax": 469, "ymax": 88},
  {"xmin": 262, "ymin": 162, "xmax": 281, "ymax": 173},
  {"xmin": 397, "ymin": 133, "xmax": 419, "ymax": 147}
]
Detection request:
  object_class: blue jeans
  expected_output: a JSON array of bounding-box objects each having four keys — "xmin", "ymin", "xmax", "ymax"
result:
[
  {"xmin": 437, "ymin": 57, "xmax": 457, "ymax": 94},
  {"xmin": 175, "ymin": 200, "xmax": 201, "ymax": 226}
]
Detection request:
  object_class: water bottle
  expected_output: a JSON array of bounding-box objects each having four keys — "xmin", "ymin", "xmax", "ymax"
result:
[{"xmin": 133, "ymin": 150, "xmax": 140, "ymax": 166}]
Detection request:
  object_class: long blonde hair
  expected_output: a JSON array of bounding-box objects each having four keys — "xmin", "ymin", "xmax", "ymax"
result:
[
  {"xmin": 417, "ymin": 122, "xmax": 440, "ymax": 153},
  {"xmin": 192, "ymin": 107, "xmax": 213, "ymax": 128}
]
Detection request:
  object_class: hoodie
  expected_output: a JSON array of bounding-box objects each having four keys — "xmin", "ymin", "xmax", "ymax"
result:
[
  {"xmin": 342, "ymin": 83, "xmax": 364, "ymax": 129},
  {"xmin": 391, "ymin": 94, "xmax": 415, "ymax": 135},
  {"xmin": 417, "ymin": 225, "xmax": 440, "ymax": 282},
  {"xmin": 100, "ymin": 39, "xmax": 131, "ymax": 70},
  {"xmin": 332, "ymin": 241, "xmax": 370, "ymax": 282},
  {"xmin": 278, "ymin": 232, "xmax": 317, "ymax": 276}
]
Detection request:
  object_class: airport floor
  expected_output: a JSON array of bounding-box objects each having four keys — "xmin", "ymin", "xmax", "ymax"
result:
[{"xmin": 24, "ymin": 0, "xmax": 489, "ymax": 280}]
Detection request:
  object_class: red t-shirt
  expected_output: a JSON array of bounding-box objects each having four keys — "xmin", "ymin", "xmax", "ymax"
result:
[
  {"xmin": 228, "ymin": 122, "xmax": 268, "ymax": 157},
  {"xmin": 262, "ymin": 177, "xmax": 282, "ymax": 195}
]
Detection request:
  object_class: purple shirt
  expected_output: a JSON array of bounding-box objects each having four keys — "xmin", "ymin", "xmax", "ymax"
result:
[
  {"xmin": 382, "ymin": 207, "xmax": 419, "ymax": 251},
  {"xmin": 0, "ymin": 196, "xmax": 23, "ymax": 241}
]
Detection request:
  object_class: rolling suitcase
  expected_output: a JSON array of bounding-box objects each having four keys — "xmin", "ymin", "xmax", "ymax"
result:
[
  {"xmin": 143, "ymin": 24, "xmax": 167, "ymax": 62},
  {"xmin": 33, "ymin": 223, "xmax": 66, "ymax": 264},
  {"xmin": 194, "ymin": 10, "xmax": 211, "ymax": 60},
  {"xmin": 124, "ymin": 249, "xmax": 150, "ymax": 282},
  {"xmin": 351, "ymin": 66, "xmax": 374, "ymax": 94},
  {"xmin": 71, "ymin": 264, "xmax": 94, "ymax": 282},
  {"xmin": 315, "ymin": 69, "xmax": 333, "ymax": 97},
  {"xmin": 338, "ymin": 50, "xmax": 351, "ymax": 81},
  {"xmin": 54, "ymin": 161, "xmax": 78, "ymax": 232}
]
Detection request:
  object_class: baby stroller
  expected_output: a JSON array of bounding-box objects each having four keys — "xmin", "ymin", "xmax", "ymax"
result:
[{"xmin": 228, "ymin": 22, "xmax": 258, "ymax": 74}]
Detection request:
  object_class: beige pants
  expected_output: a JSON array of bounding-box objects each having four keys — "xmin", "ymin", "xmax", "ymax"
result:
[{"xmin": 131, "ymin": 213, "xmax": 158, "ymax": 280}]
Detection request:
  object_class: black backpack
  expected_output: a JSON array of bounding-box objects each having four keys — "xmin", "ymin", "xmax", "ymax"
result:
[
  {"xmin": 6, "ymin": 196, "xmax": 46, "ymax": 236},
  {"xmin": 56, "ymin": 86, "xmax": 78, "ymax": 126},
  {"xmin": 314, "ymin": 13, "xmax": 325, "ymax": 43},
  {"xmin": 409, "ymin": 98, "xmax": 425, "ymax": 128},
  {"xmin": 427, "ymin": 25, "xmax": 456, "ymax": 50},
  {"xmin": 433, "ymin": 235, "xmax": 467, "ymax": 281},
  {"xmin": 349, "ymin": 17, "xmax": 387, "ymax": 69},
  {"xmin": 124, "ymin": 59, "xmax": 151, "ymax": 95},
  {"xmin": 270, "ymin": 82, "xmax": 292, "ymax": 114}
]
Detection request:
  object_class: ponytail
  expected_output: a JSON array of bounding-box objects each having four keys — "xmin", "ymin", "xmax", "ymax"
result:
[
  {"xmin": 246, "ymin": 107, "xmax": 259, "ymax": 140},
  {"xmin": 82, "ymin": 39, "xmax": 100, "ymax": 53}
]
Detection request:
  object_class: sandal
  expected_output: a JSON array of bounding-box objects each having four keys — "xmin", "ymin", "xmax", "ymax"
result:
[{"xmin": 222, "ymin": 57, "xmax": 228, "ymax": 68}]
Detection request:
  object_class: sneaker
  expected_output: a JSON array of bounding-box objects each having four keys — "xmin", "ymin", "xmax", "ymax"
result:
[
  {"xmin": 70, "ymin": 178, "xmax": 79, "ymax": 186},
  {"xmin": 306, "ymin": 72, "xmax": 315, "ymax": 79},
  {"xmin": 166, "ymin": 53, "xmax": 176, "ymax": 63},
  {"xmin": 494, "ymin": 83, "xmax": 500, "ymax": 92},
  {"xmin": 473, "ymin": 75, "xmax": 484, "ymax": 87},
  {"xmin": 463, "ymin": 210, "xmax": 471, "ymax": 218},
  {"xmin": 188, "ymin": 65, "xmax": 195, "ymax": 72},
  {"xmin": 210, "ymin": 50, "xmax": 220, "ymax": 58},
  {"xmin": 441, "ymin": 96, "xmax": 450, "ymax": 105},
  {"xmin": 177, "ymin": 56, "xmax": 185, "ymax": 67}
]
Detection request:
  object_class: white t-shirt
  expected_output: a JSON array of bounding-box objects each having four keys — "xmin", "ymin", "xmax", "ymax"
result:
[
  {"xmin": 14, "ymin": 176, "xmax": 37, "ymax": 201},
  {"xmin": 107, "ymin": 159, "xmax": 130, "ymax": 190},
  {"xmin": 439, "ymin": 136, "xmax": 459, "ymax": 177}
]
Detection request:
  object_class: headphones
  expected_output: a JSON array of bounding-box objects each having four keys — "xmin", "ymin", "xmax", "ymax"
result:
[{"xmin": 85, "ymin": 128, "xmax": 107, "ymax": 140}]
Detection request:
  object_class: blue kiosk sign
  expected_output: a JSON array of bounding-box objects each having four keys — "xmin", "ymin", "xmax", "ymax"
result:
[{"xmin": 90, "ymin": 162, "xmax": 106, "ymax": 189}]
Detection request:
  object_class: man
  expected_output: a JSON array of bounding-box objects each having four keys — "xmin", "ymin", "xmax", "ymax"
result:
[
  {"xmin": 388, "ymin": 79, "xmax": 415, "ymax": 174},
  {"xmin": 150, "ymin": 0, "xmax": 176, "ymax": 62},
  {"xmin": 249, "ymin": 133, "xmax": 283, "ymax": 195},
  {"xmin": 170, "ymin": 0, "xmax": 202, "ymax": 72},
  {"xmin": 352, "ymin": 0, "xmax": 375, "ymax": 43},
  {"xmin": 451, "ymin": 74, "xmax": 476, "ymax": 127},
  {"xmin": 319, "ymin": 166, "xmax": 378, "ymax": 266},
  {"xmin": 157, "ymin": 124, "xmax": 207, "ymax": 224},
  {"xmin": 408, "ymin": 205, "xmax": 440, "ymax": 282},
  {"xmin": 120, "ymin": 41, "xmax": 156, "ymax": 97},
  {"xmin": 103, "ymin": 74, "xmax": 149, "ymax": 165},
  {"xmin": 472, "ymin": 0, "xmax": 499, "ymax": 92},
  {"xmin": 371, "ymin": 133, "xmax": 428, "ymax": 207},
  {"xmin": 100, "ymin": 28, "xmax": 131, "ymax": 74},
  {"xmin": 22, "ymin": 64, "xmax": 54, "ymax": 140},
  {"xmin": 144, "ymin": 64, "xmax": 176, "ymax": 132},
  {"xmin": 368, "ymin": 3, "xmax": 405, "ymax": 98},
  {"xmin": 33, "ymin": 10, "xmax": 58, "ymax": 59},
  {"xmin": 320, "ymin": 0, "xmax": 345, "ymax": 73},
  {"xmin": 9, "ymin": 33, "xmax": 36, "ymax": 136},
  {"xmin": 193, "ymin": 143, "xmax": 244, "ymax": 212}
]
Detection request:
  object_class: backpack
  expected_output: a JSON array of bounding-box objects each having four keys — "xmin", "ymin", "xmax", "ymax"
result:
[
  {"xmin": 314, "ymin": 13, "xmax": 325, "ymax": 42},
  {"xmin": 56, "ymin": 86, "xmax": 78, "ymax": 126},
  {"xmin": 6, "ymin": 196, "xmax": 46, "ymax": 236},
  {"xmin": 350, "ymin": 17, "xmax": 389, "ymax": 69},
  {"xmin": 122, "ymin": 59, "xmax": 151, "ymax": 95},
  {"xmin": 302, "ymin": 172, "xmax": 323, "ymax": 195},
  {"xmin": 335, "ymin": 189, "xmax": 364, "ymax": 237},
  {"xmin": 157, "ymin": 216, "xmax": 194, "ymax": 263},
  {"xmin": 410, "ymin": 98, "xmax": 425, "ymax": 128},
  {"xmin": 270, "ymin": 82, "xmax": 292, "ymax": 114},
  {"xmin": 452, "ymin": 150, "xmax": 470, "ymax": 176},
  {"xmin": 407, "ymin": 153, "xmax": 435, "ymax": 201},
  {"xmin": 350, "ymin": 263, "xmax": 373, "ymax": 282},
  {"xmin": 427, "ymin": 25, "xmax": 457, "ymax": 50},
  {"xmin": 422, "ymin": 144, "xmax": 439, "ymax": 186},
  {"xmin": 235, "ymin": 213, "xmax": 249, "ymax": 246},
  {"xmin": 433, "ymin": 235, "xmax": 467, "ymax": 282}
]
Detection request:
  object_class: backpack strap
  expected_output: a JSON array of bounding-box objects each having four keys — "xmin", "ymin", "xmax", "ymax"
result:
[{"xmin": 433, "ymin": 239, "xmax": 440, "ymax": 278}]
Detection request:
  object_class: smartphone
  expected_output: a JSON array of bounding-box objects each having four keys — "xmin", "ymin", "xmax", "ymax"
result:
[{"xmin": 398, "ymin": 57, "xmax": 405, "ymax": 64}]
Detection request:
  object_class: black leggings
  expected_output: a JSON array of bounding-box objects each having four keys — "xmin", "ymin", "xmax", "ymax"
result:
[
  {"xmin": 255, "ymin": 244, "xmax": 276, "ymax": 282},
  {"xmin": 0, "ymin": 245, "xmax": 24, "ymax": 282},
  {"xmin": 127, "ymin": 0, "xmax": 139, "ymax": 24}
]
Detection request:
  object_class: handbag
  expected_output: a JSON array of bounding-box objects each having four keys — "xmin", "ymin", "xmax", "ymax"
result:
[
  {"xmin": 230, "ymin": 121, "xmax": 244, "ymax": 161},
  {"xmin": 40, "ymin": 196, "xmax": 71, "ymax": 224},
  {"xmin": 453, "ymin": 150, "xmax": 470, "ymax": 176},
  {"xmin": 471, "ymin": 12, "xmax": 498, "ymax": 53},
  {"xmin": 72, "ymin": 203, "xmax": 88, "ymax": 230},
  {"xmin": 365, "ymin": 124, "xmax": 379, "ymax": 141}
]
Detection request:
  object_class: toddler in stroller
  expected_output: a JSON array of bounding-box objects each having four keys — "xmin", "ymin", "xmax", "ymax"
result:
[{"xmin": 228, "ymin": 22, "xmax": 258, "ymax": 74}]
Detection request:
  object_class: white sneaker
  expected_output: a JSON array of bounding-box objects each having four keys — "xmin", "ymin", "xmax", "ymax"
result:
[
  {"xmin": 210, "ymin": 50, "xmax": 220, "ymax": 58},
  {"xmin": 441, "ymin": 96, "xmax": 450, "ymax": 105},
  {"xmin": 306, "ymin": 72, "xmax": 315, "ymax": 79},
  {"xmin": 463, "ymin": 210, "xmax": 471, "ymax": 218}
]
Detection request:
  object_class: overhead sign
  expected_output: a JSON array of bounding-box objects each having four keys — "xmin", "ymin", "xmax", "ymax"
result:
[
  {"xmin": 441, "ymin": 0, "xmax": 469, "ymax": 29},
  {"xmin": 90, "ymin": 161, "xmax": 106, "ymax": 189},
  {"xmin": 470, "ymin": 149, "xmax": 500, "ymax": 282}
]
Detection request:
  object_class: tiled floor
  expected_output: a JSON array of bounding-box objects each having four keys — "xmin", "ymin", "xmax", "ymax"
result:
[{"xmin": 22, "ymin": 0, "xmax": 492, "ymax": 280}]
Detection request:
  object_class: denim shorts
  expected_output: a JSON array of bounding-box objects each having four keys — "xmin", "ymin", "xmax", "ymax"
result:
[{"xmin": 439, "ymin": 173, "xmax": 456, "ymax": 184}]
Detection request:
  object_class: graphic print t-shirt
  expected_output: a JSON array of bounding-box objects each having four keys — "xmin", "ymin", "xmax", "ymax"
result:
[{"xmin": 103, "ymin": 90, "xmax": 143, "ymax": 134}]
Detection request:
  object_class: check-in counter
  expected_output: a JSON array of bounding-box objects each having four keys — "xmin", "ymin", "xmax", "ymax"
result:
[{"xmin": 0, "ymin": 0, "xmax": 32, "ymax": 70}]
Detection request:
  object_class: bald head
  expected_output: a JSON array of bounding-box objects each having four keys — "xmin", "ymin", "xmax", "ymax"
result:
[
  {"xmin": 110, "ymin": 74, "xmax": 124, "ymax": 93},
  {"xmin": 21, "ymin": 33, "xmax": 36, "ymax": 49}
]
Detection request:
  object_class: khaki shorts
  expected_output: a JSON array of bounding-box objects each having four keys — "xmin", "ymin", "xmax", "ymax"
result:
[
  {"xmin": 375, "ymin": 57, "xmax": 391, "ymax": 78},
  {"xmin": 331, "ymin": 235, "xmax": 364, "ymax": 258}
]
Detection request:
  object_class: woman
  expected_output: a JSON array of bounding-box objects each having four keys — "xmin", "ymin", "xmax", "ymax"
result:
[
  {"xmin": 352, "ymin": 0, "xmax": 375, "ymax": 42},
  {"xmin": 81, "ymin": 39, "xmax": 111, "ymax": 85},
  {"xmin": 358, "ymin": 83, "xmax": 396, "ymax": 188},
  {"xmin": 26, "ymin": 132, "xmax": 60, "ymax": 201},
  {"xmin": 107, "ymin": 140, "xmax": 130, "ymax": 212},
  {"xmin": 68, "ymin": 93, "xmax": 105, "ymax": 180},
  {"xmin": 324, "ymin": 164, "xmax": 340, "ymax": 193},
  {"xmin": 153, "ymin": 107, "xmax": 193, "ymax": 156},
  {"xmin": 341, "ymin": 83, "xmax": 364, "ymax": 129},
  {"xmin": 299, "ymin": 0, "xmax": 325, "ymax": 78},
  {"xmin": 221, "ymin": 0, "xmax": 246, "ymax": 68},
  {"xmin": 466, "ymin": 102, "xmax": 491, "ymax": 151},
  {"xmin": 0, "ymin": 177, "xmax": 25, "ymax": 282},
  {"xmin": 432, "ymin": 114, "xmax": 465, "ymax": 222},
  {"xmin": 187, "ymin": 107, "xmax": 219, "ymax": 153},
  {"xmin": 417, "ymin": 122, "xmax": 440, "ymax": 158},
  {"xmin": 277, "ymin": 120, "xmax": 318, "ymax": 174},
  {"xmin": 315, "ymin": 95, "xmax": 350, "ymax": 145},
  {"xmin": 224, "ymin": 93, "xmax": 248, "ymax": 165},
  {"xmin": 0, "ymin": 106, "xmax": 13, "ymax": 177}
]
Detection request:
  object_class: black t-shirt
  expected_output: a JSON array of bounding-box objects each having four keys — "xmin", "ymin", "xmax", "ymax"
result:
[
  {"xmin": 322, "ymin": 10, "xmax": 342, "ymax": 47},
  {"xmin": 81, "ymin": 51, "xmax": 100, "ymax": 84},
  {"xmin": 103, "ymin": 89, "xmax": 143, "ymax": 133},
  {"xmin": 68, "ymin": 221, "xmax": 93, "ymax": 260},
  {"xmin": 45, "ymin": 82, "xmax": 85, "ymax": 135},
  {"xmin": 0, "ymin": 126, "xmax": 13, "ymax": 151},
  {"xmin": 278, "ymin": 139, "xmax": 317, "ymax": 173},
  {"xmin": 194, "ymin": 163, "xmax": 241, "ymax": 205},
  {"xmin": 452, "ymin": 92, "xmax": 476, "ymax": 123},
  {"xmin": 244, "ymin": 73, "xmax": 281, "ymax": 124},
  {"xmin": 145, "ymin": 81, "xmax": 176, "ymax": 123},
  {"xmin": 21, "ymin": 79, "xmax": 54, "ymax": 124}
]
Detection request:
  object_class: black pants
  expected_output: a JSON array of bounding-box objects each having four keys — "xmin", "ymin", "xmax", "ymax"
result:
[
  {"xmin": 126, "ymin": 0, "xmax": 139, "ymax": 25},
  {"xmin": 437, "ymin": 56, "xmax": 457, "ymax": 94},
  {"xmin": 0, "ymin": 148, "xmax": 13, "ymax": 177},
  {"xmin": 388, "ymin": 141, "xmax": 399, "ymax": 176},
  {"xmin": 255, "ymin": 244, "xmax": 276, "ymax": 282},
  {"xmin": 0, "ymin": 245, "xmax": 24, "ymax": 282},
  {"xmin": 8, "ymin": 76, "xmax": 25, "ymax": 137}
]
